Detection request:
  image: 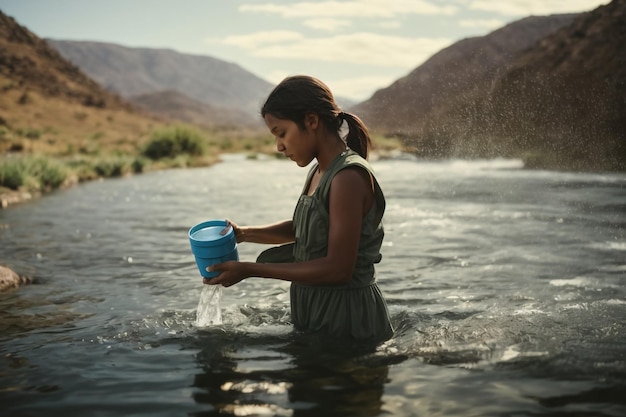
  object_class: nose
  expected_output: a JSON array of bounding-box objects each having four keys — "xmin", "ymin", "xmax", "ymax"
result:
[{"xmin": 276, "ymin": 138, "xmax": 285, "ymax": 153}]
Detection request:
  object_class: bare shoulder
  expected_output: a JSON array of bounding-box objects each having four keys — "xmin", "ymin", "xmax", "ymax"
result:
[{"xmin": 331, "ymin": 166, "xmax": 373, "ymax": 199}]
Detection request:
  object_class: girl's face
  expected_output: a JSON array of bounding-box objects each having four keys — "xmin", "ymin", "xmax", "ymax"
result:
[{"xmin": 264, "ymin": 113, "xmax": 316, "ymax": 167}]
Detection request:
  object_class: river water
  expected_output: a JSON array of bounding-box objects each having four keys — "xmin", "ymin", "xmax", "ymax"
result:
[{"xmin": 1, "ymin": 154, "xmax": 625, "ymax": 416}]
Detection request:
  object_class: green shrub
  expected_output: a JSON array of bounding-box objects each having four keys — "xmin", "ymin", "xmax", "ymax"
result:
[
  {"xmin": 9, "ymin": 142, "xmax": 24, "ymax": 152},
  {"xmin": 94, "ymin": 157, "xmax": 131, "ymax": 177},
  {"xmin": 92, "ymin": 155, "xmax": 150, "ymax": 177},
  {"xmin": 0, "ymin": 156, "xmax": 67, "ymax": 191},
  {"xmin": 131, "ymin": 157, "xmax": 148, "ymax": 173},
  {"xmin": 16, "ymin": 127, "xmax": 42, "ymax": 139},
  {"xmin": 89, "ymin": 132, "xmax": 105, "ymax": 141},
  {"xmin": 65, "ymin": 157, "xmax": 98, "ymax": 182},
  {"xmin": 30, "ymin": 158, "xmax": 67, "ymax": 189},
  {"xmin": 143, "ymin": 126, "xmax": 207, "ymax": 160},
  {"xmin": 0, "ymin": 159, "xmax": 27, "ymax": 189}
]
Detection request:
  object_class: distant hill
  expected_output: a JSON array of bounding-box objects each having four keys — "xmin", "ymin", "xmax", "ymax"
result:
[
  {"xmin": 353, "ymin": 0, "xmax": 625, "ymax": 171},
  {"xmin": 128, "ymin": 90, "xmax": 254, "ymax": 128},
  {"xmin": 48, "ymin": 40, "xmax": 274, "ymax": 123},
  {"xmin": 0, "ymin": 11, "xmax": 161, "ymax": 155}
]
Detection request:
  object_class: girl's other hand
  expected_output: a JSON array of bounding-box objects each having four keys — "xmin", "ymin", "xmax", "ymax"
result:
[{"xmin": 203, "ymin": 261, "xmax": 246, "ymax": 287}]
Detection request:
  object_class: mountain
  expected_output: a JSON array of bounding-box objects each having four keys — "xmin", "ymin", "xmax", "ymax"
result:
[
  {"xmin": 478, "ymin": 0, "xmax": 626, "ymax": 171},
  {"xmin": 48, "ymin": 40, "xmax": 274, "ymax": 122},
  {"xmin": 353, "ymin": 13, "xmax": 577, "ymax": 136},
  {"xmin": 0, "ymin": 11, "xmax": 160, "ymax": 155},
  {"xmin": 354, "ymin": 0, "xmax": 625, "ymax": 171},
  {"xmin": 128, "ymin": 89, "xmax": 257, "ymax": 128},
  {"xmin": 0, "ymin": 14, "xmax": 133, "ymax": 111},
  {"xmin": 128, "ymin": 90, "xmax": 254, "ymax": 128}
]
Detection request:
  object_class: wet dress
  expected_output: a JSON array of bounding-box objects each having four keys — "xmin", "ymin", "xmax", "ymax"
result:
[{"xmin": 258, "ymin": 149, "xmax": 394, "ymax": 342}]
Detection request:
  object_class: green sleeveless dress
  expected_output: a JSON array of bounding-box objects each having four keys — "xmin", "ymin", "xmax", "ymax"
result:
[{"xmin": 258, "ymin": 150, "xmax": 394, "ymax": 342}]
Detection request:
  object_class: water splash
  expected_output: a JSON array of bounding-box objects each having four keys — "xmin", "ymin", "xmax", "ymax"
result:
[{"xmin": 195, "ymin": 285, "xmax": 222, "ymax": 326}]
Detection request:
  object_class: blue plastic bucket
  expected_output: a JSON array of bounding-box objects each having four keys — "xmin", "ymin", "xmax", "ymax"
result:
[{"xmin": 188, "ymin": 220, "xmax": 238, "ymax": 279}]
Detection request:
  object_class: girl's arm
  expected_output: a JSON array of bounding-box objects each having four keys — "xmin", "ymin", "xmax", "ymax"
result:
[
  {"xmin": 234, "ymin": 219, "xmax": 295, "ymax": 244},
  {"xmin": 208, "ymin": 167, "xmax": 373, "ymax": 287}
]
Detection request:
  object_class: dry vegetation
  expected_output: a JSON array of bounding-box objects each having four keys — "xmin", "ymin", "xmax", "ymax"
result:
[
  {"xmin": 0, "ymin": 80, "xmax": 281, "ymax": 207},
  {"xmin": 0, "ymin": 82, "xmax": 402, "ymax": 208},
  {"xmin": 0, "ymin": 76, "xmax": 280, "ymax": 156},
  {"xmin": 0, "ymin": 87, "xmax": 402, "ymax": 208},
  {"xmin": 0, "ymin": 77, "xmax": 157, "ymax": 155}
]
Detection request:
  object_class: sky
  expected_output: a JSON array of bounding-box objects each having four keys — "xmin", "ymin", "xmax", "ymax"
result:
[{"xmin": 0, "ymin": 0, "xmax": 610, "ymax": 101}]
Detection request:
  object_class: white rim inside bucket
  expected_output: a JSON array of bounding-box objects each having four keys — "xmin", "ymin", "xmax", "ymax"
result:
[{"xmin": 191, "ymin": 225, "xmax": 226, "ymax": 242}]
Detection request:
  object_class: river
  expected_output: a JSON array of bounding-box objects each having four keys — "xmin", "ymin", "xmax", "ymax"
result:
[{"xmin": 1, "ymin": 154, "xmax": 625, "ymax": 416}]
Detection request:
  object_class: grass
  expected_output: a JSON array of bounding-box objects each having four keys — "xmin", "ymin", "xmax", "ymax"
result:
[
  {"xmin": 0, "ymin": 126, "xmax": 226, "ymax": 193},
  {"xmin": 0, "ymin": 155, "xmax": 68, "ymax": 192},
  {"xmin": 0, "ymin": 121, "xmax": 273, "ymax": 196},
  {"xmin": 0, "ymin": 87, "xmax": 260, "ymax": 197},
  {"xmin": 0, "ymin": 128, "xmax": 406, "ymax": 196}
]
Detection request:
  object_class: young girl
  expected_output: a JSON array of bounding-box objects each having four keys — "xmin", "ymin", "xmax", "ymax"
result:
[{"xmin": 206, "ymin": 75, "xmax": 394, "ymax": 343}]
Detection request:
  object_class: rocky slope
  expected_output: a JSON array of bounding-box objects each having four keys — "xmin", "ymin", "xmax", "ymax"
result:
[
  {"xmin": 0, "ymin": 13, "xmax": 132, "ymax": 111},
  {"xmin": 48, "ymin": 40, "xmax": 274, "ymax": 121},
  {"xmin": 353, "ymin": 14, "xmax": 577, "ymax": 136},
  {"xmin": 354, "ymin": 0, "xmax": 625, "ymax": 171},
  {"xmin": 478, "ymin": 0, "xmax": 626, "ymax": 171},
  {"xmin": 0, "ymin": 10, "xmax": 161, "ymax": 155}
]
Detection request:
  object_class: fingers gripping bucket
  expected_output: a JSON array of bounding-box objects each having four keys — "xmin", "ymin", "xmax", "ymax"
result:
[{"xmin": 189, "ymin": 220, "xmax": 239, "ymax": 279}]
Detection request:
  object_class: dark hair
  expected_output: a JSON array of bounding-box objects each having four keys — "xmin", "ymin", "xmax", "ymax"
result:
[{"xmin": 261, "ymin": 75, "xmax": 372, "ymax": 159}]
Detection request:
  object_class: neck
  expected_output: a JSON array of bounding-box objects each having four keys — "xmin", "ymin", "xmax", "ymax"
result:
[{"xmin": 316, "ymin": 136, "xmax": 347, "ymax": 173}]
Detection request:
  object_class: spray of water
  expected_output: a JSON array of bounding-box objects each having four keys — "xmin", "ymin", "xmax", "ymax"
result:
[{"xmin": 195, "ymin": 285, "xmax": 222, "ymax": 326}]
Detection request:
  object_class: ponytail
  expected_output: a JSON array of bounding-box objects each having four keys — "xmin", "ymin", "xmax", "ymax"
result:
[
  {"xmin": 341, "ymin": 112, "xmax": 372, "ymax": 160},
  {"xmin": 262, "ymin": 75, "xmax": 373, "ymax": 160}
]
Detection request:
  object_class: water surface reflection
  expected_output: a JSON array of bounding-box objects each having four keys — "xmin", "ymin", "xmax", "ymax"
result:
[{"xmin": 1, "ymin": 156, "xmax": 625, "ymax": 416}]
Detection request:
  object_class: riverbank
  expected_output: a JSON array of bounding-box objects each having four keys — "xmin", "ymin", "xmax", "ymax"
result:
[
  {"xmin": 0, "ymin": 134, "xmax": 405, "ymax": 210},
  {"xmin": 0, "ymin": 189, "xmax": 39, "ymax": 208}
]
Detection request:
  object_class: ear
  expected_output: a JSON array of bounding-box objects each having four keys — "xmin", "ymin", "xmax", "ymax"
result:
[{"xmin": 303, "ymin": 112, "xmax": 319, "ymax": 130}]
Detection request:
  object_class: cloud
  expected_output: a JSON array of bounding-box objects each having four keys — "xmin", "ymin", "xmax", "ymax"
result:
[
  {"xmin": 303, "ymin": 18, "xmax": 352, "ymax": 31},
  {"xmin": 468, "ymin": 0, "xmax": 609, "ymax": 16},
  {"xmin": 221, "ymin": 30, "xmax": 304, "ymax": 49},
  {"xmin": 218, "ymin": 31, "xmax": 451, "ymax": 68},
  {"xmin": 328, "ymin": 74, "xmax": 401, "ymax": 101},
  {"xmin": 265, "ymin": 70, "xmax": 294, "ymax": 85},
  {"xmin": 239, "ymin": 0, "xmax": 458, "ymax": 18},
  {"xmin": 377, "ymin": 21, "xmax": 403, "ymax": 29}
]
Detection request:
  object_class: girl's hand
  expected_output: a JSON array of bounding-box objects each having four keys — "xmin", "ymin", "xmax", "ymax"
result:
[
  {"xmin": 203, "ymin": 261, "xmax": 247, "ymax": 287},
  {"xmin": 223, "ymin": 218, "xmax": 245, "ymax": 243}
]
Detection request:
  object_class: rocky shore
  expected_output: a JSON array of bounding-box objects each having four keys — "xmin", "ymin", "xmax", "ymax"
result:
[
  {"xmin": 0, "ymin": 194, "xmax": 35, "ymax": 291},
  {"xmin": 0, "ymin": 265, "xmax": 32, "ymax": 292},
  {"xmin": 0, "ymin": 189, "xmax": 38, "ymax": 209}
]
